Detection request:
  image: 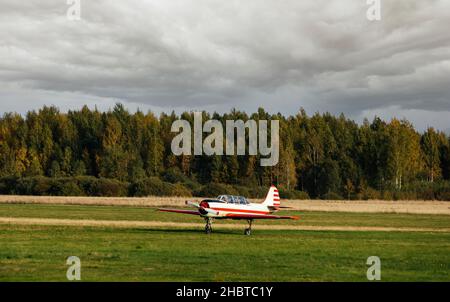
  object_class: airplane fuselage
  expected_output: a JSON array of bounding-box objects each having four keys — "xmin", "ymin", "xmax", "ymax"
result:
[{"xmin": 199, "ymin": 201, "xmax": 274, "ymax": 219}]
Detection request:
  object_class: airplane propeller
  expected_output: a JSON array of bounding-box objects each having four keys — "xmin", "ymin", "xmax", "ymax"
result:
[
  {"xmin": 185, "ymin": 201, "xmax": 200, "ymax": 208},
  {"xmin": 185, "ymin": 200, "xmax": 218, "ymax": 216}
]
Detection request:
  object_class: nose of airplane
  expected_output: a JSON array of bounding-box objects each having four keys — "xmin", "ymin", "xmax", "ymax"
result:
[
  {"xmin": 199, "ymin": 200, "xmax": 217, "ymax": 215},
  {"xmin": 200, "ymin": 201, "xmax": 210, "ymax": 208}
]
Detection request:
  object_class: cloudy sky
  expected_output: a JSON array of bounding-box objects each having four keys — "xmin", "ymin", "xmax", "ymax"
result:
[{"xmin": 1, "ymin": 0, "xmax": 449, "ymax": 132}]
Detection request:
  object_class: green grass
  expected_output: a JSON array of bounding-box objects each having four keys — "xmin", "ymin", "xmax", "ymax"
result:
[
  {"xmin": 0, "ymin": 203, "xmax": 449, "ymax": 281},
  {"xmin": 0, "ymin": 203, "xmax": 449, "ymax": 228},
  {"xmin": 0, "ymin": 225, "xmax": 449, "ymax": 281}
]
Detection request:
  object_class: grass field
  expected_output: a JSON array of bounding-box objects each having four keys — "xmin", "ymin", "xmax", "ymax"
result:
[
  {"xmin": 1, "ymin": 204, "xmax": 450, "ymax": 228},
  {"xmin": 0, "ymin": 204, "xmax": 449, "ymax": 281},
  {"xmin": 2, "ymin": 195, "xmax": 450, "ymax": 215}
]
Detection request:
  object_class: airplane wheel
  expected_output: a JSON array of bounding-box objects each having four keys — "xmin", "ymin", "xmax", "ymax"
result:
[
  {"xmin": 205, "ymin": 225, "xmax": 212, "ymax": 234},
  {"xmin": 244, "ymin": 228, "xmax": 251, "ymax": 236}
]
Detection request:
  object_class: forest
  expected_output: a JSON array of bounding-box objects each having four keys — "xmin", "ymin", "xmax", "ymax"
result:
[{"xmin": 0, "ymin": 104, "xmax": 449, "ymax": 200}]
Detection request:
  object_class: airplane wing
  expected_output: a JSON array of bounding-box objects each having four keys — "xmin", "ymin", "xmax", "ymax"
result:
[
  {"xmin": 158, "ymin": 208, "xmax": 201, "ymax": 216},
  {"xmin": 225, "ymin": 213, "xmax": 299, "ymax": 220}
]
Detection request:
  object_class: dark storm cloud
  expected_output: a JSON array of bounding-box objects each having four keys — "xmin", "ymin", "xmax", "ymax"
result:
[{"xmin": 0, "ymin": 0, "xmax": 449, "ymax": 130}]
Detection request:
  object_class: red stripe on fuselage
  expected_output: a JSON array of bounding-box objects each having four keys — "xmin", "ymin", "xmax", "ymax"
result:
[{"xmin": 210, "ymin": 207, "xmax": 269, "ymax": 215}]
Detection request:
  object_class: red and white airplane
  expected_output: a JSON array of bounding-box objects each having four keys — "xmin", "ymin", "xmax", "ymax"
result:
[{"xmin": 159, "ymin": 186, "xmax": 299, "ymax": 235}]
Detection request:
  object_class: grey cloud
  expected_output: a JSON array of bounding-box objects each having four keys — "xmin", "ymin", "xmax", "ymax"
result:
[{"xmin": 0, "ymin": 0, "xmax": 449, "ymax": 131}]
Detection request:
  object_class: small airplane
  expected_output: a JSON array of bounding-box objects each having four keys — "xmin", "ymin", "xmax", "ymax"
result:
[{"xmin": 158, "ymin": 185, "xmax": 299, "ymax": 235}]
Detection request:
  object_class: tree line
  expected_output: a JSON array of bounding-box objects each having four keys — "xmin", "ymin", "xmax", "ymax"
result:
[{"xmin": 0, "ymin": 104, "xmax": 449, "ymax": 200}]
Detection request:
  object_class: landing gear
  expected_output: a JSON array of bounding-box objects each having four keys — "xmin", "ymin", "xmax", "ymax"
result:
[
  {"xmin": 204, "ymin": 218, "xmax": 213, "ymax": 234},
  {"xmin": 203, "ymin": 217, "xmax": 254, "ymax": 235},
  {"xmin": 244, "ymin": 219, "xmax": 253, "ymax": 236}
]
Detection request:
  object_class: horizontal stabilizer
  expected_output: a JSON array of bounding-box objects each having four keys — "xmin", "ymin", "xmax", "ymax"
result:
[{"xmin": 226, "ymin": 213, "xmax": 299, "ymax": 220}]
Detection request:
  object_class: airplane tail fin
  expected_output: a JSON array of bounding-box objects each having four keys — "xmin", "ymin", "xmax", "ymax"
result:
[{"xmin": 262, "ymin": 185, "xmax": 280, "ymax": 208}]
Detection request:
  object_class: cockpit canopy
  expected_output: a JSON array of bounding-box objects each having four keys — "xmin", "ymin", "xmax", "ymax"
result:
[{"xmin": 216, "ymin": 195, "xmax": 249, "ymax": 205}]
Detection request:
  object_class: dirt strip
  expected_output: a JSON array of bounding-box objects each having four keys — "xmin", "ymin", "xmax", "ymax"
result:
[
  {"xmin": 282, "ymin": 200, "xmax": 450, "ymax": 215},
  {"xmin": 1, "ymin": 195, "xmax": 450, "ymax": 215},
  {"xmin": 1, "ymin": 217, "xmax": 449, "ymax": 233}
]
